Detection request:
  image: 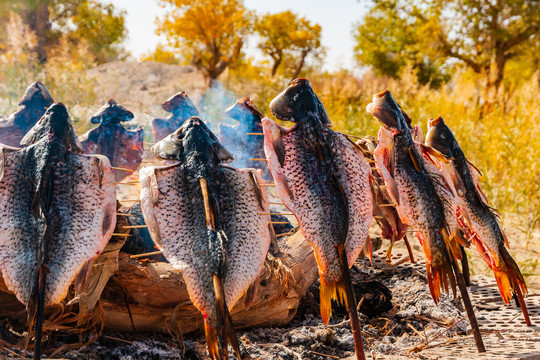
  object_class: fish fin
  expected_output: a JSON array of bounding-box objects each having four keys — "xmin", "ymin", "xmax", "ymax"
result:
[
  {"xmin": 408, "ymin": 146, "xmax": 422, "ymax": 172},
  {"xmin": 225, "ymin": 305, "xmax": 243, "ymax": 360},
  {"xmin": 499, "ymin": 246, "xmax": 531, "ymax": 325},
  {"xmin": 422, "ymin": 145, "xmax": 450, "ymax": 164},
  {"xmin": 466, "ymin": 157, "xmax": 483, "ymax": 177},
  {"xmin": 447, "ymin": 162, "xmax": 467, "ymax": 197},
  {"xmin": 74, "ymin": 258, "xmax": 96, "ymax": 292},
  {"xmin": 243, "ymin": 275, "xmax": 259, "ymax": 309},
  {"xmin": 203, "ymin": 319, "xmax": 220, "ymax": 360},
  {"xmin": 319, "ymin": 275, "xmax": 348, "ymax": 324}
]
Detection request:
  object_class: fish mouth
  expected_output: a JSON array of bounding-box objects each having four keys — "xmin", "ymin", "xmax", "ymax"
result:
[
  {"xmin": 425, "ymin": 116, "xmax": 453, "ymax": 159},
  {"xmin": 270, "ymin": 78, "xmax": 331, "ymax": 126},
  {"xmin": 366, "ymin": 90, "xmax": 404, "ymax": 132},
  {"xmin": 428, "ymin": 116, "xmax": 442, "ymax": 128}
]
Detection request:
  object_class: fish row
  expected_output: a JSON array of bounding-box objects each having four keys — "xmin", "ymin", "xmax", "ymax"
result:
[{"xmin": 0, "ymin": 79, "xmax": 531, "ymax": 360}]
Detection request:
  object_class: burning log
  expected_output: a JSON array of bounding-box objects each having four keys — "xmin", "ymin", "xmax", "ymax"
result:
[
  {"xmin": 0, "ymin": 82, "xmax": 53, "ymax": 147},
  {"xmin": 152, "ymin": 91, "xmax": 199, "ymax": 142},
  {"xmin": 79, "ymin": 99, "xmax": 144, "ymax": 182}
]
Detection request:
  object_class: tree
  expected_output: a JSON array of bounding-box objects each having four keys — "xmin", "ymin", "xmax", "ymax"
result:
[
  {"xmin": 354, "ymin": 0, "xmax": 540, "ymax": 105},
  {"xmin": 255, "ymin": 11, "xmax": 324, "ymax": 78},
  {"xmin": 0, "ymin": 0, "xmax": 128, "ymax": 63},
  {"xmin": 157, "ymin": 0, "xmax": 252, "ymax": 86}
]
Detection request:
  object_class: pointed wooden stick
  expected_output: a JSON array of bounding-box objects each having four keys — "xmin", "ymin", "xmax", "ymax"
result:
[
  {"xmin": 246, "ymin": 133, "xmax": 264, "ymax": 136},
  {"xmin": 123, "ymin": 225, "xmax": 148, "ymax": 229},
  {"xmin": 261, "ymin": 184, "xmax": 275, "ymax": 187},
  {"xmin": 130, "ymin": 250, "xmax": 163, "ymax": 259},
  {"xmin": 250, "ymin": 158, "xmax": 268, "ymax": 162},
  {"xmin": 111, "ymin": 167, "xmax": 135, "ymax": 172},
  {"xmin": 116, "ymin": 213, "xmax": 136, "ymax": 217},
  {"xmin": 112, "ymin": 233, "xmax": 131, "ymax": 237},
  {"xmin": 276, "ymin": 232, "xmax": 294, "ymax": 237},
  {"xmin": 379, "ymin": 203, "xmax": 396, "ymax": 207},
  {"xmin": 114, "ymin": 182, "xmax": 139, "ymax": 185},
  {"xmin": 269, "ymin": 202, "xmax": 284, "ymax": 205},
  {"xmin": 259, "ymin": 212, "xmax": 293, "ymax": 216},
  {"xmin": 120, "ymin": 199, "xmax": 140, "ymax": 202},
  {"xmin": 270, "ymin": 221, "xmax": 290, "ymax": 224}
]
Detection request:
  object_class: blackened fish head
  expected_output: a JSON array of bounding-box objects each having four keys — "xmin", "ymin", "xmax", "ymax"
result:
[
  {"xmin": 90, "ymin": 99, "xmax": 134, "ymax": 125},
  {"xmin": 425, "ymin": 116, "xmax": 458, "ymax": 159},
  {"xmin": 18, "ymin": 81, "xmax": 54, "ymax": 110},
  {"xmin": 20, "ymin": 103, "xmax": 83, "ymax": 152},
  {"xmin": 366, "ymin": 90, "xmax": 408, "ymax": 132},
  {"xmin": 225, "ymin": 97, "xmax": 264, "ymax": 125},
  {"xmin": 151, "ymin": 117, "xmax": 234, "ymax": 165},
  {"xmin": 269, "ymin": 78, "xmax": 331, "ymax": 126},
  {"xmin": 162, "ymin": 91, "xmax": 199, "ymax": 119}
]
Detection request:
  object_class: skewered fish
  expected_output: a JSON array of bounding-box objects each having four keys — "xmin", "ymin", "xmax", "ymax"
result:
[
  {"xmin": 263, "ymin": 79, "xmax": 372, "ymax": 360},
  {"xmin": 140, "ymin": 118, "xmax": 272, "ymax": 359},
  {"xmin": 0, "ymin": 82, "xmax": 53, "ymax": 147},
  {"xmin": 425, "ymin": 116, "xmax": 530, "ymax": 325},
  {"xmin": 152, "ymin": 91, "xmax": 199, "ymax": 142},
  {"xmin": 0, "ymin": 103, "xmax": 116, "ymax": 359},
  {"xmin": 79, "ymin": 99, "xmax": 143, "ymax": 182}
]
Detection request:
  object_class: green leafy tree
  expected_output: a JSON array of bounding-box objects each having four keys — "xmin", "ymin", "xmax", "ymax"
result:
[
  {"xmin": 354, "ymin": 0, "xmax": 540, "ymax": 103},
  {"xmin": 157, "ymin": 0, "xmax": 253, "ymax": 86},
  {"xmin": 255, "ymin": 11, "xmax": 324, "ymax": 78}
]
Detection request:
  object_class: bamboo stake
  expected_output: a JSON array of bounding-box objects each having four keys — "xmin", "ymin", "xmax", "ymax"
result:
[
  {"xmin": 379, "ymin": 203, "xmax": 396, "ymax": 207},
  {"xmin": 122, "ymin": 225, "xmax": 148, "ymax": 229},
  {"xmin": 112, "ymin": 233, "xmax": 131, "ymax": 237},
  {"xmin": 246, "ymin": 133, "xmax": 264, "ymax": 136},
  {"xmin": 130, "ymin": 250, "xmax": 163, "ymax": 259}
]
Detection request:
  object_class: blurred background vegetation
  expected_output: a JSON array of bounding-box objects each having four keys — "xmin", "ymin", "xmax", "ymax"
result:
[{"xmin": 0, "ymin": 0, "xmax": 538, "ymax": 268}]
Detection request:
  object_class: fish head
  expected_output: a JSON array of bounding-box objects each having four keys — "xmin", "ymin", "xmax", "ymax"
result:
[
  {"xmin": 90, "ymin": 99, "xmax": 134, "ymax": 125},
  {"xmin": 20, "ymin": 102, "xmax": 83, "ymax": 152},
  {"xmin": 151, "ymin": 117, "xmax": 234, "ymax": 165},
  {"xmin": 225, "ymin": 97, "xmax": 264, "ymax": 126},
  {"xmin": 269, "ymin": 78, "xmax": 331, "ymax": 126},
  {"xmin": 366, "ymin": 90, "xmax": 408, "ymax": 133},
  {"xmin": 18, "ymin": 81, "xmax": 54, "ymax": 110},
  {"xmin": 161, "ymin": 91, "xmax": 199, "ymax": 118},
  {"xmin": 425, "ymin": 116, "xmax": 458, "ymax": 159}
]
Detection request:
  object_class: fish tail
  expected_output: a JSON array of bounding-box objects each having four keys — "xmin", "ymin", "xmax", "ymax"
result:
[
  {"xmin": 426, "ymin": 260, "xmax": 456, "ymax": 304},
  {"xmin": 497, "ymin": 246, "xmax": 531, "ymax": 326},
  {"xmin": 319, "ymin": 275, "xmax": 348, "ymax": 324}
]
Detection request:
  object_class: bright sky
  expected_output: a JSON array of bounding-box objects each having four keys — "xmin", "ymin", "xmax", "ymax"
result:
[{"xmin": 111, "ymin": 0, "xmax": 369, "ymax": 71}]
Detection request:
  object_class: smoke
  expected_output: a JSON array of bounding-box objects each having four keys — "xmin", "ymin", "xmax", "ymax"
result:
[{"xmin": 197, "ymin": 81, "xmax": 238, "ymax": 132}]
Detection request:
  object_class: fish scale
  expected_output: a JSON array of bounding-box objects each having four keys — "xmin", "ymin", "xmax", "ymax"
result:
[
  {"xmin": 263, "ymin": 118, "xmax": 372, "ymax": 321},
  {"xmin": 140, "ymin": 164, "xmax": 272, "ymax": 325},
  {"xmin": 0, "ymin": 108, "xmax": 116, "ymax": 307}
]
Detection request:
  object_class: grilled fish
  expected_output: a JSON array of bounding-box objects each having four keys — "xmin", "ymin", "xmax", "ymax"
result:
[
  {"xmin": 425, "ymin": 116, "xmax": 530, "ymax": 325},
  {"xmin": 0, "ymin": 81, "xmax": 53, "ymax": 147},
  {"xmin": 367, "ymin": 91, "xmax": 459, "ymax": 302},
  {"xmin": 0, "ymin": 103, "xmax": 116, "ymax": 358},
  {"xmin": 152, "ymin": 91, "xmax": 199, "ymax": 142},
  {"xmin": 140, "ymin": 118, "xmax": 272, "ymax": 359},
  {"xmin": 79, "ymin": 99, "xmax": 143, "ymax": 182},
  {"xmin": 263, "ymin": 79, "xmax": 371, "ymax": 360}
]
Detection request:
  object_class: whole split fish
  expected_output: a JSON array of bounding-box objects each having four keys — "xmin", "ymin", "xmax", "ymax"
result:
[
  {"xmin": 263, "ymin": 79, "xmax": 372, "ymax": 360},
  {"xmin": 0, "ymin": 103, "xmax": 117, "ymax": 359},
  {"xmin": 367, "ymin": 92, "xmax": 459, "ymax": 302},
  {"xmin": 140, "ymin": 118, "xmax": 272, "ymax": 359},
  {"xmin": 79, "ymin": 99, "xmax": 144, "ymax": 182},
  {"xmin": 219, "ymin": 97, "xmax": 270, "ymax": 179},
  {"xmin": 0, "ymin": 82, "xmax": 54, "ymax": 147},
  {"xmin": 425, "ymin": 116, "xmax": 530, "ymax": 325},
  {"xmin": 367, "ymin": 91, "xmax": 486, "ymax": 352},
  {"xmin": 152, "ymin": 91, "xmax": 199, "ymax": 142}
]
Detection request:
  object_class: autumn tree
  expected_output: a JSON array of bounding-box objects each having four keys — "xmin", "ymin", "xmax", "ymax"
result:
[
  {"xmin": 255, "ymin": 11, "xmax": 324, "ymax": 78},
  {"xmin": 354, "ymin": 0, "xmax": 540, "ymax": 106},
  {"xmin": 157, "ymin": 0, "xmax": 252, "ymax": 86},
  {"xmin": 0, "ymin": 0, "xmax": 128, "ymax": 63}
]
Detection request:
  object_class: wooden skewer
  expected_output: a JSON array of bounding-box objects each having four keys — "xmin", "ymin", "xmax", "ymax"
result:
[
  {"xmin": 246, "ymin": 133, "xmax": 264, "ymax": 136},
  {"xmin": 261, "ymin": 184, "xmax": 275, "ymax": 187},
  {"xmin": 372, "ymin": 168, "xmax": 384, "ymax": 171},
  {"xmin": 115, "ymin": 182, "xmax": 139, "ymax": 185},
  {"xmin": 259, "ymin": 212, "xmax": 293, "ymax": 216},
  {"xmin": 130, "ymin": 250, "xmax": 162, "ymax": 259},
  {"xmin": 373, "ymin": 216, "xmax": 384, "ymax": 219},
  {"xmin": 276, "ymin": 232, "xmax": 294, "ymax": 237},
  {"xmin": 111, "ymin": 167, "xmax": 135, "ymax": 172},
  {"xmin": 116, "ymin": 213, "xmax": 136, "ymax": 217},
  {"xmin": 123, "ymin": 225, "xmax": 148, "ymax": 229},
  {"xmin": 120, "ymin": 199, "xmax": 140, "ymax": 202},
  {"xmin": 270, "ymin": 221, "xmax": 290, "ymax": 224},
  {"xmin": 112, "ymin": 233, "xmax": 131, "ymax": 237},
  {"xmin": 250, "ymin": 158, "xmax": 268, "ymax": 162},
  {"xmin": 378, "ymin": 203, "xmax": 396, "ymax": 207},
  {"xmin": 269, "ymin": 202, "xmax": 284, "ymax": 205}
]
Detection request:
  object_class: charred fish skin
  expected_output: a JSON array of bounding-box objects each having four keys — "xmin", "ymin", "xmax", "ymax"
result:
[
  {"xmin": 0, "ymin": 103, "xmax": 116, "ymax": 358},
  {"xmin": 0, "ymin": 82, "xmax": 54, "ymax": 147},
  {"xmin": 79, "ymin": 99, "xmax": 143, "ymax": 182},
  {"xmin": 368, "ymin": 91, "xmax": 456, "ymax": 302},
  {"xmin": 426, "ymin": 117, "xmax": 528, "ymax": 305},
  {"xmin": 152, "ymin": 91, "xmax": 199, "ymax": 142},
  {"xmin": 141, "ymin": 118, "xmax": 271, "ymax": 359},
  {"xmin": 264, "ymin": 79, "xmax": 373, "ymax": 321}
]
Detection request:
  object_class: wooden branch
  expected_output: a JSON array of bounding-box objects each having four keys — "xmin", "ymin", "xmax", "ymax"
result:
[
  {"xmin": 503, "ymin": 24, "xmax": 539, "ymax": 51},
  {"xmin": 100, "ymin": 232, "xmax": 317, "ymax": 334}
]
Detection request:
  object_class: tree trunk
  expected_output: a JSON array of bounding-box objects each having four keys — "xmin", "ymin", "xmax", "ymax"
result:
[
  {"xmin": 292, "ymin": 49, "xmax": 309, "ymax": 79},
  {"xmin": 24, "ymin": 0, "xmax": 50, "ymax": 63},
  {"xmin": 482, "ymin": 49, "xmax": 506, "ymax": 114},
  {"xmin": 271, "ymin": 54, "xmax": 283, "ymax": 77}
]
